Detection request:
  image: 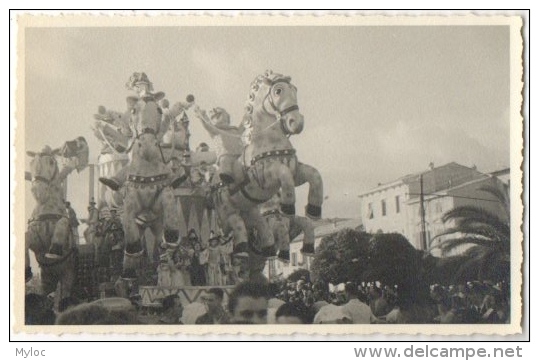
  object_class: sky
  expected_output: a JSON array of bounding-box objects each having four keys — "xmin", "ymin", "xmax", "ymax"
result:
[{"xmin": 21, "ymin": 24, "xmax": 511, "ymax": 220}]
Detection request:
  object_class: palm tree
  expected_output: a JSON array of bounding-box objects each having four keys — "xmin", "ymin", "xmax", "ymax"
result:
[{"xmin": 429, "ymin": 182, "xmax": 510, "ymax": 282}]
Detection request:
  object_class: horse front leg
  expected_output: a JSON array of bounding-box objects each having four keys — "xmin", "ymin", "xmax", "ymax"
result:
[
  {"xmin": 45, "ymin": 217, "xmax": 71, "ymax": 259},
  {"xmin": 122, "ymin": 217, "xmax": 145, "ymax": 280},
  {"xmin": 161, "ymin": 187, "xmax": 180, "ymax": 247},
  {"xmin": 274, "ymin": 163, "xmax": 296, "ymax": 216},
  {"xmin": 25, "ymin": 230, "xmax": 33, "ymax": 282},
  {"xmin": 295, "ymin": 162, "xmax": 323, "ymax": 219},
  {"xmin": 244, "ymin": 207, "xmax": 275, "ymax": 258},
  {"xmin": 290, "ymin": 215, "xmax": 316, "ymax": 255},
  {"xmin": 122, "ymin": 190, "xmax": 145, "ymax": 280},
  {"xmin": 214, "ymin": 188, "xmax": 250, "ymax": 256},
  {"xmin": 268, "ymin": 215, "xmax": 290, "ymax": 262}
]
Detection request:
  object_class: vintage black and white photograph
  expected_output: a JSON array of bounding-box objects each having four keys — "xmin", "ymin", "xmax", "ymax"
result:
[{"xmin": 12, "ymin": 13, "xmax": 524, "ymax": 335}]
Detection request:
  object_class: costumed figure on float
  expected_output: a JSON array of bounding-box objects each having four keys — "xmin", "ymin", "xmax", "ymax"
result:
[
  {"xmin": 199, "ymin": 71, "xmax": 323, "ymax": 269},
  {"xmin": 25, "ymin": 138, "xmax": 89, "ymax": 301},
  {"xmin": 98, "ymin": 72, "xmax": 191, "ymax": 283}
]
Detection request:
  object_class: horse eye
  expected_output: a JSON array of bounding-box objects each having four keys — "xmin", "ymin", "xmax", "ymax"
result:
[{"xmin": 274, "ymin": 88, "xmax": 282, "ymax": 96}]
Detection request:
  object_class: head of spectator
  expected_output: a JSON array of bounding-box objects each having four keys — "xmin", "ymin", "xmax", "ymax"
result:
[
  {"xmin": 202, "ymin": 288, "xmax": 225, "ymax": 315},
  {"xmin": 55, "ymin": 302, "xmax": 138, "ymax": 325},
  {"xmin": 344, "ymin": 282, "xmax": 359, "ymax": 302},
  {"xmin": 188, "ymin": 229, "xmax": 198, "ymax": 242},
  {"xmin": 275, "ymin": 302, "xmax": 313, "ymax": 324},
  {"xmin": 25, "ymin": 293, "xmax": 56, "ymax": 325},
  {"xmin": 228, "ymin": 281, "xmax": 270, "ymax": 324},
  {"xmin": 58, "ymin": 296, "xmax": 81, "ymax": 313},
  {"xmin": 159, "ymin": 294, "xmax": 184, "ymax": 324}
]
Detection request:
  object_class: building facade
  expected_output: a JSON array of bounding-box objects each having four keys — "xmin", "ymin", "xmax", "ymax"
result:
[{"xmin": 358, "ymin": 162, "xmax": 508, "ymax": 250}]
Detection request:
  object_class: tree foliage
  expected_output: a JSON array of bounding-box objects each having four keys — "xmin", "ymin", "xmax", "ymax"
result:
[
  {"xmin": 287, "ymin": 269, "xmax": 311, "ymax": 283},
  {"xmin": 310, "ymin": 228, "xmax": 370, "ymax": 285},
  {"xmin": 431, "ymin": 183, "xmax": 510, "ymax": 283}
]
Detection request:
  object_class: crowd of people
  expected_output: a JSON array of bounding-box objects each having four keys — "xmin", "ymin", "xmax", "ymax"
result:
[
  {"xmin": 156, "ymin": 229, "xmax": 239, "ymax": 288},
  {"xmin": 25, "ymin": 276, "xmax": 510, "ymax": 325}
]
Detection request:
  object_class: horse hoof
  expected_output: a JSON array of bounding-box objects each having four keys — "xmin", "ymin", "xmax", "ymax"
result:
[
  {"xmin": 305, "ymin": 204, "xmax": 322, "ymax": 220},
  {"xmin": 233, "ymin": 242, "xmax": 250, "ymax": 258},
  {"xmin": 111, "ymin": 244, "xmax": 123, "ymax": 251},
  {"xmin": 218, "ymin": 173, "xmax": 235, "ymax": 185},
  {"xmin": 25, "ymin": 267, "xmax": 33, "ymax": 282},
  {"xmin": 277, "ymin": 250, "xmax": 290, "ymax": 262},
  {"xmin": 170, "ymin": 174, "xmax": 188, "ymax": 189},
  {"xmin": 300, "ymin": 244, "xmax": 316, "ymax": 256},
  {"xmin": 280, "ymin": 203, "xmax": 295, "ymax": 217},
  {"xmin": 163, "ymin": 229, "xmax": 180, "ymax": 243},
  {"xmin": 125, "ymin": 243, "xmax": 143, "ymax": 255},
  {"xmin": 248, "ymin": 242, "xmax": 277, "ymax": 259},
  {"xmin": 99, "ymin": 177, "xmax": 120, "ymax": 191},
  {"xmin": 121, "ymin": 268, "xmax": 138, "ymax": 280},
  {"xmin": 45, "ymin": 244, "xmax": 63, "ymax": 259}
]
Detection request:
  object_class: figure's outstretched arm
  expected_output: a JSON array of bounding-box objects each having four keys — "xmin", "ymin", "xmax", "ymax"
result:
[
  {"xmin": 194, "ymin": 107, "xmax": 219, "ymax": 136},
  {"xmin": 57, "ymin": 158, "xmax": 78, "ymax": 183}
]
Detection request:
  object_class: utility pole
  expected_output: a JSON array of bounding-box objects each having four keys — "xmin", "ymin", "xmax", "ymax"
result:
[
  {"xmin": 88, "ymin": 164, "xmax": 95, "ymax": 203},
  {"xmin": 419, "ymin": 174, "xmax": 427, "ymax": 250}
]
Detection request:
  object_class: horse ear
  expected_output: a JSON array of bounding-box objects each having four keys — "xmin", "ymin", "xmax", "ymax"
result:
[
  {"xmin": 126, "ymin": 96, "xmax": 139, "ymax": 109},
  {"xmin": 26, "ymin": 151, "xmax": 37, "ymax": 157}
]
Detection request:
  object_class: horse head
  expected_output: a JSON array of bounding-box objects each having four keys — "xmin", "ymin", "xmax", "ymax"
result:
[
  {"xmin": 245, "ymin": 70, "xmax": 304, "ymax": 137},
  {"xmin": 26, "ymin": 145, "xmax": 61, "ymax": 183},
  {"xmin": 126, "ymin": 95, "xmax": 165, "ymax": 162},
  {"xmin": 127, "ymin": 95, "xmax": 163, "ymax": 134},
  {"xmin": 27, "ymin": 146, "xmax": 62, "ymax": 205}
]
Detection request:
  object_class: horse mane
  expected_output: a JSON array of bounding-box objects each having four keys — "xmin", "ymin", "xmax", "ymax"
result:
[{"xmin": 244, "ymin": 70, "xmax": 292, "ymax": 121}]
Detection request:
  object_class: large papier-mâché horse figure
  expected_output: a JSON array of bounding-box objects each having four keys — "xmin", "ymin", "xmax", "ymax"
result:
[
  {"xmin": 25, "ymin": 140, "xmax": 88, "ymax": 300},
  {"xmin": 209, "ymin": 70, "xmax": 323, "ymax": 258},
  {"xmin": 114, "ymin": 93, "xmax": 189, "ymax": 280}
]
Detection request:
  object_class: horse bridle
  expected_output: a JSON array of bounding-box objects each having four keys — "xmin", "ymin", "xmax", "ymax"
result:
[
  {"xmin": 262, "ymin": 80, "xmax": 300, "ymax": 129},
  {"xmin": 32, "ymin": 155, "xmax": 58, "ymax": 184}
]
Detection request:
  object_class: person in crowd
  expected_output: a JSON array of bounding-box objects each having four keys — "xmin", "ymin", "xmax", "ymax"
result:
[
  {"xmin": 228, "ymin": 281, "xmax": 270, "ymax": 324},
  {"xmin": 158, "ymin": 294, "xmax": 184, "ymax": 324},
  {"xmin": 368, "ymin": 284, "xmax": 391, "ymax": 317},
  {"xmin": 195, "ymin": 288, "xmax": 230, "ymax": 324},
  {"xmin": 82, "ymin": 198, "xmax": 99, "ymax": 244},
  {"xmin": 55, "ymin": 302, "xmax": 139, "ymax": 325},
  {"xmin": 25, "ymin": 293, "xmax": 56, "ymax": 325},
  {"xmin": 275, "ymin": 302, "xmax": 313, "ymax": 324},
  {"xmin": 313, "ymin": 303, "xmax": 353, "ymax": 324},
  {"xmin": 104, "ymin": 209, "xmax": 124, "ymax": 251},
  {"xmin": 205, "ymin": 234, "xmax": 224, "ymax": 286},
  {"xmin": 341, "ymin": 282, "xmax": 373, "ymax": 324},
  {"xmin": 480, "ymin": 292, "xmax": 506, "ymax": 324},
  {"xmin": 65, "ymin": 201, "xmax": 80, "ymax": 245},
  {"xmin": 219, "ymin": 234, "xmax": 233, "ymax": 285},
  {"xmin": 58, "ymin": 296, "xmax": 81, "ymax": 313},
  {"xmin": 431, "ymin": 285, "xmax": 459, "ymax": 324},
  {"xmin": 182, "ymin": 229, "xmax": 204, "ymax": 286},
  {"xmin": 190, "ymin": 240, "xmax": 207, "ymax": 286}
]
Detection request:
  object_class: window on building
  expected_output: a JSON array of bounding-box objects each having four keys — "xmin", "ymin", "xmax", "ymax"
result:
[
  {"xmin": 381, "ymin": 199, "xmax": 387, "ymax": 216},
  {"xmin": 367, "ymin": 203, "xmax": 374, "ymax": 219},
  {"xmin": 291, "ymin": 252, "xmax": 298, "ymax": 266},
  {"xmin": 395, "ymin": 196, "xmax": 400, "ymax": 213}
]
